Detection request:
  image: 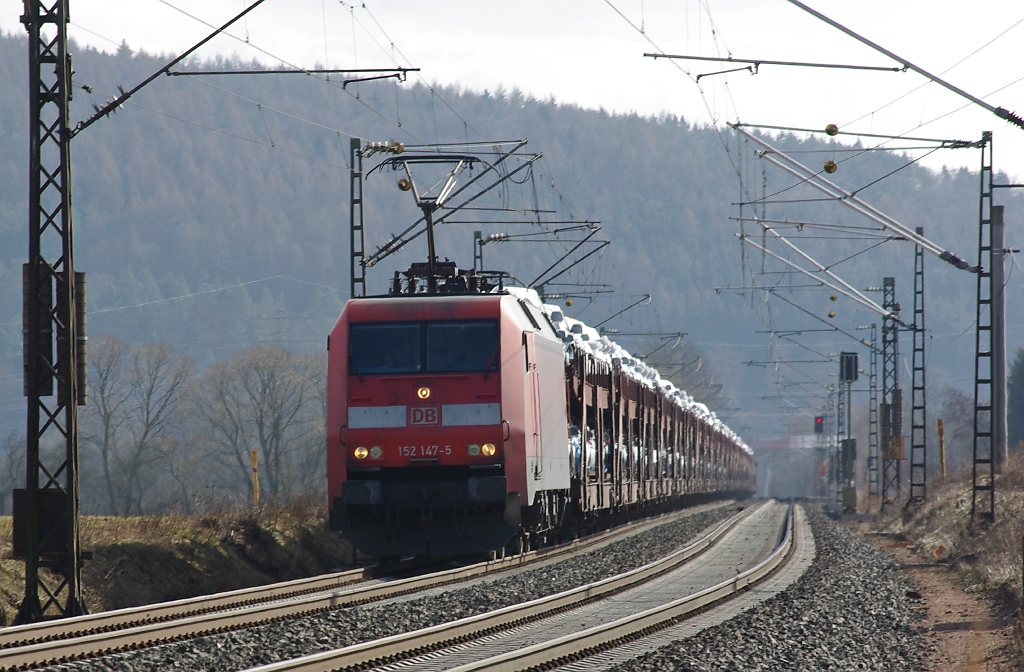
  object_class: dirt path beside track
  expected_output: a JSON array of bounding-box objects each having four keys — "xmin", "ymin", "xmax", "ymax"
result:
[{"xmin": 865, "ymin": 533, "xmax": 1015, "ymax": 671}]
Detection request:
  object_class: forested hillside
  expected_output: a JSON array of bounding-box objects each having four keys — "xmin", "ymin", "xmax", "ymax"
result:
[{"xmin": 0, "ymin": 29, "xmax": 1021, "ymax": 512}]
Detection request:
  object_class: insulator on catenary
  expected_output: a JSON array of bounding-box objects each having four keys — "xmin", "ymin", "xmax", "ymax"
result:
[{"xmin": 360, "ymin": 140, "xmax": 404, "ymax": 157}]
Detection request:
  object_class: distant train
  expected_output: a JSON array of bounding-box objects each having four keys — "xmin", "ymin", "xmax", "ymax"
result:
[{"xmin": 326, "ymin": 269, "xmax": 755, "ymax": 558}]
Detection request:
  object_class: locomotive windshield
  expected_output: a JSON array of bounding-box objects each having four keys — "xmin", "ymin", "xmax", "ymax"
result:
[
  {"xmin": 350, "ymin": 319, "xmax": 499, "ymax": 375},
  {"xmin": 349, "ymin": 322, "xmax": 422, "ymax": 374}
]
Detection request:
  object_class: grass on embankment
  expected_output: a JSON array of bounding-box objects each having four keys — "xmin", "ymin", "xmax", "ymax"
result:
[{"xmin": 0, "ymin": 498, "xmax": 354, "ymax": 624}]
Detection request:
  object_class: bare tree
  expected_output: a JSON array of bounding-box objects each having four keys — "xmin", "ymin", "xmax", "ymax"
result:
[
  {"xmin": 163, "ymin": 431, "xmax": 205, "ymax": 514},
  {"xmin": 79, "ymin": 336, "xmax": 130, "ymax": 514},
  {"xmin": 936, "ymin": 384, "xmax": 974, "ymax": 473},
  {"xmin": 293, "ymin": 352, "xmax": 327, "ymax": 493},
  {"xmin": 79, "ymin": 338, "xmax": 193, "ymax": 514},
  {"xmin": 193, "ymin": 358, "xmax": 249, "ymax": 501},
  {"xmin": 78, "ymin": 339, "xmax": 323, "ymax": 513},
  {"xmin": 122, "ymin": 343, "xmax": 193, "ymax": 513},
  {"xmin": 196, "ymin": 345, "xmax": 323, "ymax": 503}
]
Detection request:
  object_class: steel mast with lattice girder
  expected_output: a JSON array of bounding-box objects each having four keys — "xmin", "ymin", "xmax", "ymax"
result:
[{"xmin": 17, "ymin": 0, "xmax": 87, "ymax": 623}]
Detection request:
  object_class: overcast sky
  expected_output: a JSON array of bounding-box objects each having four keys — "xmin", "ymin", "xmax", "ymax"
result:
[{"xmin": 3, "ymin": 0, "xmax": 1023, "ymax": 179}]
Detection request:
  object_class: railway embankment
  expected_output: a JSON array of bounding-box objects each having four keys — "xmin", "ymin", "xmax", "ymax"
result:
[
  {"xmin": 867, "ymin": 454, "xmax": 1024, "ymax": 669},
  {"xmin": 0, "ymin": 500, "xmax": 354, "ymax": 624}
]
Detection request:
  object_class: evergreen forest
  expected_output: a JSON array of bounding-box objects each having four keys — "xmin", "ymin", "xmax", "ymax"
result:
[{"xmin": 0, "ymin": 30, "xmax": 1022, "ymax": 512}]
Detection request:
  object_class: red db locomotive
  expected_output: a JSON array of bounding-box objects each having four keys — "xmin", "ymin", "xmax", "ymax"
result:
[{"xmin": 326, "ymin": 271, "xmax": 753, "ymax": 558}]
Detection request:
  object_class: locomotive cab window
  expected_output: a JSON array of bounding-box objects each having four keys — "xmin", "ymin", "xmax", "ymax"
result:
[
  {"xmin": 426, "ymin": 320, "xmax": 498, "ymax": 373},
  {"xmin": 349, "ymin": 319, "xmax": 498, "ymax": 375},
  {"xmin": 349, "ymin": 323, "xmax": 422, "ymax": 374}
]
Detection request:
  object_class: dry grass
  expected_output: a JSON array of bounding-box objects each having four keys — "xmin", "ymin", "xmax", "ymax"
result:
[
  {"xmin": 878, "ymin": 454, "xmax": 1024, "ymax": 597},
  {"xmin": 0, "ymin": 497, "xmax": 354, "ymax": 623}
]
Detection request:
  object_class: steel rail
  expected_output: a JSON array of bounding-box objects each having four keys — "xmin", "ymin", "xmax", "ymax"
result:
[
  {"xmin": 240, "ymin": 501, "xmax": 771, "ymax": 672},
  {"xmin": 0, "ymin": 501, "xmax": 738, "ymax": 669},
  {"xmin": 0, "ymin": 567, "xmax": 369, "ymax": 649},
  {"xmin": 447, "ymin": 503, "xmax": 796, "ymax": 671}
]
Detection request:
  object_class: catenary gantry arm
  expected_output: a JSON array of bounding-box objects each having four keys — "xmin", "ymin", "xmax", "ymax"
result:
[
  {"xmin": 739, "ymin": 232, "xmax": 911, "ymax": 328},
  {"xmin": 730, "ymin": 124, "xmax": 977, "ymax": 273}
]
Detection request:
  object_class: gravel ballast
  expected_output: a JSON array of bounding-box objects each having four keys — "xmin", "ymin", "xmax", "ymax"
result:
[
  {"xmin": 609, "ymin": 505, "xmax": 926, "ymax": 672},
  {"xmin": 47, "ymin": 503, "xmax": 926, "ymax": 671}
]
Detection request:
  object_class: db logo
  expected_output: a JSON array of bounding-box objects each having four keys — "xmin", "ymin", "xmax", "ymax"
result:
[{"xmin": 410, "ymin": 407, "xmax": 439, "ymax": 426}]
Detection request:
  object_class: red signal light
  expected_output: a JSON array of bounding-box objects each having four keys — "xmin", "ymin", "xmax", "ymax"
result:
[{"xmin": 814, "ymin": 416, "xmax": 824, "ymax": 434}]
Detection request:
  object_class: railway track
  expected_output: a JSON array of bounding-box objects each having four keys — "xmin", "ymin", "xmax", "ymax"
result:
[
  {"xmin": 0, "ymin": 568, "xmax": 369, "ymax": 649},
  {"xmin": 242, "ymin": 500, "xmax": 798, "ymax": 672},
  {"xmin": 237, "ymin": 497, "xmax": 790, "ymax": 672},
  {"xmin": 0, "ymin": 501, "xmax": 738, "ymax": 670}
]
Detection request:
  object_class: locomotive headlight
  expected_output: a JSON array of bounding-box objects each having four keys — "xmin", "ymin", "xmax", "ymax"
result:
[
  {"xmin": 369, "ymin": 446, "xmax": 383, "ymax": 459},
  {"xmin": 467, "ymin": 443, "xmax": 481, "ymax": 456},
  {"xmin": 417, "ymin": 387, "xmax": 431, "ymax": 399},
  {"xmin": 354, "ymin": 446, "xmax": 369, "ymax": 459},
  {"xmin": 481, "ymin": 443, "xmax": 497, "ymax": 456}
]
